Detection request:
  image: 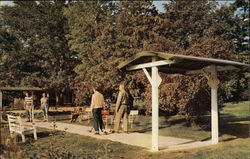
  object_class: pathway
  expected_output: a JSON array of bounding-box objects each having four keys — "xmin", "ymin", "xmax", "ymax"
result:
[{"xmin": 24, "ymin": 119, "xmax": 215, "ymax": 151}]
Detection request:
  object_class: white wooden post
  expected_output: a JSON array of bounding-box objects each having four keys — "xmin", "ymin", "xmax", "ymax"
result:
[
  {"xmin": 0, "ymin": 90, "xmax": 2, "ymax": 121},
  {"xmin": 151, "ymin": 57, "xmax": 160, "ymax": 151},
  {"xmin": 207, "ymin": 65, "xmax": 219, "ymax": 144}
]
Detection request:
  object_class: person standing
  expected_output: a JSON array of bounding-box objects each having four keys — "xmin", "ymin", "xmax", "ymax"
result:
[
  {"xmin": 24, "ymin": 92, "xmax": 33, "ymax": 122},
  {"xmin": 114, "ymin": 84, "xmax": 129, "ymax": 133},
  {"xmin": 40, "ymin": 93, "xmax": 49, "ymax": 121},
  {"xmin": 90, "ymin": 85, "xmax": 106, "ymax": 134}
]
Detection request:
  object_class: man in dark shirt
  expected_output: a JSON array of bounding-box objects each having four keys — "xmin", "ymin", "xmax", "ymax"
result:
[{"xmin": 114, "ymin": 84, "xmax": 129, "ymax": 133}]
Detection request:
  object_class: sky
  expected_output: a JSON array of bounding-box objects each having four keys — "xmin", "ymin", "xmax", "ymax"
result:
[
  {"xmin": 153, "ymin": 1, "xmax": 167, "ymax": 13},
  {"xmin": 153, "ymin": 1, "xmax": 235, "ymax": 13}
]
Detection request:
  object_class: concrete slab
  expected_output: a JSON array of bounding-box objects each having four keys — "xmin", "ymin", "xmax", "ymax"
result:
[
  {"xmin": 23, "ymin": 119, "xmax": 211, "ymax": 151},
  {"xmin": 166, "ymin": 140, "xmax": 215, "ymax": 151}
]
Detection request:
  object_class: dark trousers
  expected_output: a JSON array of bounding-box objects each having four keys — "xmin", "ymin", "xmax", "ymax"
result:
[
  {"xmin": 71, "ymin": 114, "xmax": 79, "ymax": 122},
  {"xmin": 92, "ymin": 108, "xmax": 105, "ymax": 132}
]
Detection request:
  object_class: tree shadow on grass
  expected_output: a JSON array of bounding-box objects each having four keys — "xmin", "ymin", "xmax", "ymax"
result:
[
  {"xmin": 21, "ymin": 130, "xmax": 60, "ymax": 143},
  {"xmin": 132, "ymin": 112, "xmax": 249, "ymax": 142},
  {"xmin": 219, "ymin": 115, "xmax": 249, "ymax": 139},
  {"xmin": 199, "ymin": 114, "xmax": 249, "ymax": 139},
  {"xmin": 37, "ymin": 131, "xmax": 56, "ymax": 138},
  {"xmin": 135, "ymin": 127, "xmax": 152, "ymax": 133},
  {"xmin": 131, "ymin": 117, "xmax": 183, "ymax": 133},
  {"xmin": 166, "ymin": 118, "xmax": 186, "ymax": 127}
]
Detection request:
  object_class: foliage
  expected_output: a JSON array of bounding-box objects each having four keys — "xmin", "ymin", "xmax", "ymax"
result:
[
  {"xmin": 64, "ymin": 1, "xmax": 161, "ymax": 105},
  {"xmin": 218, "ymin": 0, "xmax": 249, "ymax": 101},
  {"xmin": 64, "ymin": 0, "xmax": 248, "ymax": 125},
  {"xmin": 1, "ymin": 0, "xmax": 248, "ymax": 124},
  {"xmin": 0, "ymin": 1, "xmax": 77, "ymax": 104},
  {"xmin": 132, "ymin": 0, "xmax": 235, "ymax": 125}
]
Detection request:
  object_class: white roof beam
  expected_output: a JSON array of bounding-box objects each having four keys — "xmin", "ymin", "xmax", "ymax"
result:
[{"xmin": 127, "ymin": 60, "xmax": 175, "ymax": 71}]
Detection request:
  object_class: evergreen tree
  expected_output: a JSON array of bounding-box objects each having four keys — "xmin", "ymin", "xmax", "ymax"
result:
[
  {"xmin": 65, "ymin": 1, "xmax": 161, "ymax": 104},
  {"xmin": 217, "ymin": 0, "xmax": 249, "ymax": 101}
]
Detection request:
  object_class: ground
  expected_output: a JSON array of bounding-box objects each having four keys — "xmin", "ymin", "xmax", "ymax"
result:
[{"xmin": 1, "ymin": 101, "xmax": 249, "ymax": 159}]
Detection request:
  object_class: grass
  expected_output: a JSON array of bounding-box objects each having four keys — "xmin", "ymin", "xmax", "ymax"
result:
[
  {"xmin": 222, "ymin": 101, "xmax": 249, "ymax": 119},
  {"xmin": 1, "ymin": 127, "xmax": 142, "ymax": 159},
  {"xmin": 21, "ymin": 129, "xmax": 141, "ymax": 159},
  {"xmin": 1, "ymin": 101, "xmax": 249, "ymax": 159}
]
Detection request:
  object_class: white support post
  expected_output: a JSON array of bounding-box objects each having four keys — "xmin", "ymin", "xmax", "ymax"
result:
[
  {"xmin": 151, "ymin": 57, "xmax": 160, "ymax": 151},
  {"xmin": 0, "ymin": 90, "xmax": 2, "ymax": 121},
  {"xmin": 141, "ymin": 57, "xmax": 162, "ymax": 151},
  {"xmin": 208, "ymin": 65, "xmax": 219, "ymax": 144}
]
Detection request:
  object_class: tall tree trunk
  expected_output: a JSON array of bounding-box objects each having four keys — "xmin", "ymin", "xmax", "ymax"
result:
[
  {"xmin": 56, "ymin": 91, "xmax": 60, "ymax": 106},
  {"xmin": 60, "ymin": 92, "xmax": 64, "ymax": 106}
]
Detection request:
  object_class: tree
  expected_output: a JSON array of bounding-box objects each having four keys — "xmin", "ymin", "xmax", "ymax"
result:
[
  {"xmin": 0, "ymin": 25, "xmax": 23, "ymax": 86},
  {"xmin": 64, "ymin": 1, "xmax": 161, "ymax": 105},
  {"xmin": 0, "ymin": 1, "xmax": 76, "ymax": 105},
  {"xmin": 215, "ymin": 0, "xmax": 249, "ymax": 101},
  {"xmin": 65, "ymin": 0, "xmax": 248, "ymax": 125},
  {"xmin": 139, "ymin": 0, "xmax": 243, "ymax": 125},
  {"xmin": 64, "ymin": 1, "xmax": 111, "ymax": 105}
]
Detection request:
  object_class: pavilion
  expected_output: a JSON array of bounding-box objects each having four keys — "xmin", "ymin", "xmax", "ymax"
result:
[{"xmin": 118, "ymin": 51, "xmax": 248, "ymax": 151}]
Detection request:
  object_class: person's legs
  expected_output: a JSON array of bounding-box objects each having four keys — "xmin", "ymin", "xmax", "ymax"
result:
[
  {"xmin": 26, "ymin": 109, "xmax": 30, "ymax": 121},
  {"xmin": 114, "ymin": 106, "xmax": 125, "ymax": 132},
  {"xmin": 42, "ymin": 107, "xmax": 46, "ymax": 120},
  {"xmin": 28, "ymin": 108, "xmax": 32, "ymax": 121},
  {"xmin": 73, "ymin": 114, "xmax": 79, "ymax": 122},
  {"xmin": 44, "ymin": 105, "xmax": 48, "ymax": 120},
  {"xmin": 122, "ymin": 106, "xmax": 128, "ymax": 133},
  {"xmin": 97, "ymin": 108, "xmax": 105, "ymax": 130},
  {"xmin": 71, "ymin": 114, "xmax": 77, "ymax": 122},
  {"xmin": 92, "ymin": 109, "xmax": 99, "ymax": 133},
  {"xmin": 70, "ymin": 114, "xmax": 74, "ymax": 122}
]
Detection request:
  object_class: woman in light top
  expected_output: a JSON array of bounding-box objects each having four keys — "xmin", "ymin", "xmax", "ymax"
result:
[{"xmin": 40, "ymin": 93, "xmax": 49, "ymax": 121}]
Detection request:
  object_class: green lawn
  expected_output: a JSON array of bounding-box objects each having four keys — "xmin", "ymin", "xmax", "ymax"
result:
[{"xmin": 1, "ymin": 101, "xmax": 249, "ymax": 159}]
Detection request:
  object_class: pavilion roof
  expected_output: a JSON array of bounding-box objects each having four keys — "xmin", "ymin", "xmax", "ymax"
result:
[{"xmin": 118, "ymin": 51, "xmax": 249, "ymax": 74}]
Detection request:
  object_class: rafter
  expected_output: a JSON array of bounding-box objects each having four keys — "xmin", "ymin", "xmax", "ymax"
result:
[{"xmin": 127, "ymin": 60, "xmax": 175, "ymax": 71}]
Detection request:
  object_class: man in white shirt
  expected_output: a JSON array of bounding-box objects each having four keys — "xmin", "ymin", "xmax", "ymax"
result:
[{"xmin": 90, "ymin": 85, "xmax": 106, "ymax": 134}]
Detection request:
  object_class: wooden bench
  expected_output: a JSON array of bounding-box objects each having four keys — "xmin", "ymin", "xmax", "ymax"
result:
[{"xmin": 7, "ymin": 114, "xmax": 37, "ymax": 142}]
